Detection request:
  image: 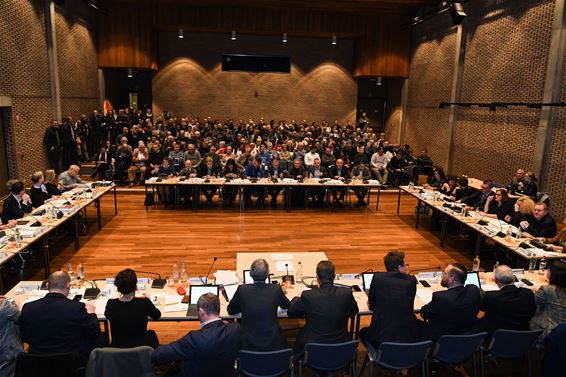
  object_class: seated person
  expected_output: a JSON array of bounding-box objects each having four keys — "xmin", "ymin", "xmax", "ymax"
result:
[
  {"xmin": 19, "ymin": 271, "xmax": 100, "ymax": 358},
  {"xmin": 481, "ymin": 188, "xmax": 514, "ymax": 221},
  {"xmin": 267, "ymin": 158, "xmax": 284, "ymax": 207},
  {"xmin": 416, "ymin": 149, "xmax": 434, "ymax": 177},
  {"xmin": 450, "ymin": 177, "xmax": 475, "ymax": 201},
  {"xmin": 204, "ymin": 145, "xmax": 221, "ymax": 168},
  {"xmin": 128, "ymin": 144, "xmax": 149, "ymax": 187},
  {"xmin": 90, "ymin": 144, "xmax": 113, "ymax": 180},
  {"xmin": 351, "ymin": 145, "xmax": 369, "ymax": 167},
  {"xmin": 198, "ymin": 157, "xmax": 219, "ymax": 205},
  {"xmin": 369, "ymin": 147, "xmax": 388, "ymax": 184},
  {"xmin": 243, "ymin": 157, "xmax": 266, "ymax": 206},
  {"xmin": 403, "ymin": 148, "xmax": 419, "ymax": 181},
  {"xmin": 516, "ymin": 171, "xmax": 538, "ymax": 198},
  {"xmin": 351, "ymin": 160, "xmax": 371, "ymax": 207},
  {"xmin": 328, "ymin": 159, "xmax": 350, "ymax": 204},
  {"xmin": 58, "ymin": 165, "xmax": 84, "ymax": 192},
  {"xmin": 0, "ymin": 295, "xmax": 22, "ymax": 377},
  {"xmin": 168, "ymin": 143, "xmax": 185, "ymax": 172},
  {"xmin": 460, "ymin": 180, "xmax": 494, "ymax": 209},
  {"xmin": 307, "ymin": 158, "xmax": 327, "ymax": 206},
  {"xmin": 388, "ymin": 150, "xmax": 409, "ymax": 187},
  {"xmin": 320, "ymin": 147, "xmax": 336, "ymax": 169},
  {"xmin": 114, "ymin": 144, "xmax": 133, "ymax": 184},
  {"xmin": 30, "ymin": 171, "xmax": 51, "ymax": 207},
  {"xmin": 359, "ymin": 251, "xmax": 418, "ymax": 347},
  {"xmin": 149, "ymin": 143, "xmax": 165, "ymax": 176},
  {"xmin": 419, "ymin": 263, "xmax": 480, "ymax": 340},
  {"xmin": 440, "ymin": 175, "xmax": 457, "ymax": 196},
  {"xmin": 477, "ymin": 265, "xmax": 536, "ymax": 335},
  {"xmin": 2, "ymin": 180, "xmax": 33, "ymax": 220},
  {"xmin": 540, "ymin": 219, "xmax": 566, "ymax": 252},
  {"xmin": 184, "ymin": 144, "xmax": 202, "ymax": 169},
  {"xmin": 510, "ymin": 197, "xmax": 535, "ymax": 227},
  {"xmin": 151, "ymin": 293, "xmax": 240, "ymax": 377},
  {"xmin": 287, "ymin": 260, "xmax": 359, "ymax": 354},
  {"xmin": 44, "ymin": 169, "xmax": 62, "ymax": 196},
  {"xmin": 255, "ymin": 144, "xmax": 271, "ymax": 166},
  {"xmin": 520, "ymin": 202, "xmax": 557, "ymax": 239},
  {"xmin": 105, "ymin": 269, "xmax": 161, "ymax": 348},
  {"xmin": 423, "ymin": 167, "xmax": 446, "ymax": 191},
  {"xmin": 508, "ymin": 168, "xmax": 526, "ymax": 192},
  {"xmin": 222, "ymin": 158, "xmax": 240, "ymax": 206},
  {"xmin": 227, "ymin": 259, "xmax": 290, "ymax": 351},
  {"xmin": 178, "ymin": 160, "xmax": 197, "ymax": 207},
  {"xmin": 157, "ymin": 158, "xmax": 175, "ymax": 204},
  {"xmin": 530, "ymin": 260, "xmax": 566, "ymax": 342}
]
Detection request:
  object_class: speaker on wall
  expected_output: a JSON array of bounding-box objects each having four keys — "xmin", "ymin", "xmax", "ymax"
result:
[{"xmin": 222, "ymin": 54, "xmax": 291, "ymax": 73}]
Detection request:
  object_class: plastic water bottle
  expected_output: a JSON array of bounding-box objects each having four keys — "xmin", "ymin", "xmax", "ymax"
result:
[
  {"xmin": 472, "ymin": 255, "xmax": 480, "ymax": 272},
  {"xmin": 13, "ymin": 228, "xmax": 21, "ymax": 247},
  {"xmin": 171, "ymin": 263, "xmax": 179, "ymax": 281},
  {"xmin": 296, "ymin": 262, "xmax": 303, "ymax": 283},
  {"xmin": 67, "ymin": 262, "xmax": 75, "ymax": 284},
  {"xmin": 539, "ymin": 257, "xmax": 547, "ymax": 274},
  {"xmin": 528, "ymin": 255, "xmax": 537, "ymax": 271},
  {"xmin": 408, "ymin": 181, "xmax": 415, "ymax": 190},
  {"xmin": 493, "ymin": 260, "xmax": 500, "ymax": 271},
  {"xmin": 77, "ymin": 263, "xmax": 85, "ymax": 280}
]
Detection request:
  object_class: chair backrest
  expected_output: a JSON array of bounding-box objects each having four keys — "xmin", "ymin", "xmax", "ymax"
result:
[
  {"xmin": 376, "ymin": 341, "xmax": 433, "ymax": 371},
  {"xmin": 238, "ymin": 348, "xmax": 293, "ymax": 377},
  {"xmin": 487, "ymin": 329, "xmax": 543, "ymax": 359},
  {"xmin": 433, "ymin": 332, "xmax": 487, "ymax": 364},
  {"xmin": 303, "ymin": 340, "xmax": 358, "ymax": 372},
  {"xmin": 15, "ymin": 352, "xmax": 86, "ymax": 377},
  {"xmin": 85, "ymin": 346, "xmax": 154, "ymax": 377}
]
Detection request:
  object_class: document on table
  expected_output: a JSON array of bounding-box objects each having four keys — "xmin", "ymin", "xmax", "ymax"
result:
[
  {"xmin": 163, "ymin": 303, "xmax": 189, "ymax": 313},
  {"xmin": 416, "ymin": 289, "xmax": 433, "ymax": 305},
  {"xmin": 271, "ymin": 253, "xmax": 294, "ymax": 261},
  {"xmin": 214, "ymin": 270, "xmax": 239, "ymax": 285},
  {"xmin": 275, "ymin": 261, "xmax": 294, "ymax": 272},
  {"xmin": 95, "ymin": 297, "xmax": 109, "ymax": 315},
  {"xmin": 223, "ymin": 285, "xmax": 238, "ymax": 301}
]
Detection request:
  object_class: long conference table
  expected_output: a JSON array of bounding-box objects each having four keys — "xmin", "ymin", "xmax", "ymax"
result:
[
  {"xmin": 396, "ymin": 185, "xmax": 564, "ymax": 264},
  {"xmin": 6, "ymin": 251, "xmax": 549, "ymax": 341},
  {"xmin": 144, "ymin": 177, "xmax": 384, "ymax": 212},
  {"xmin": 0, "ymin": 183, "xmax": 117, "ymax": 293}
]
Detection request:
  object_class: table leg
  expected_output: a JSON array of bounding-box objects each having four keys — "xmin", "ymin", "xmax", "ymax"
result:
[
  {"xmin": 286, "ymin": 187, "xmax": 292, "ymax": 212},
  {"xmin": 43, "ymin": 237, "xmax": 50, "ymax": 278},
  {"xmin": 102, "ymin": 320, "xmax": 110, "ymax": 345},
  {"xmin": 416, "ymin": 199, "xmax": 421, "ymax": 230},
  {"xmin": 239, "ymin": 186, "xmax": 244, "ymax": 213},
  {"xmin": 397, "ymin": 187, "xmax": 402, "ymax": 214},
  {"xmin": 74, "ymin": 215, "xmax": 80, "ymax": 251},
  {"xmin": 376, "ymin": 187, "xmax": 381, "ymax": 211},
  {"xmin": 440, "ymin": 213, "xmax": 448, "ymax": 247},
  {"xmin": 475, "ymin": 233, "xmax": 483, "ymax": 256},
  {"xmin": 145, "ymin": 184, "xmax": 149, "ymax": 212},
  {"xmin": 354, "ymin": 314, "xmax": 361, "ymax": 340},
  {"xmin": 113, "ymin": 185, "xmax": 117, "ymax": 215},
  {"xmin": 96, "ymin": 198, "xmax": 102, "ymax": 230}
]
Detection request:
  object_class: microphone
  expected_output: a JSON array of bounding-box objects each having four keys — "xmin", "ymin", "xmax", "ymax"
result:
[
  {"xmin": 355, "ymin": 268, "xmax": 373, "ymax": 278},
  {"xmin": 44, "ymin": 200, "xmax": 64, "ymax": 219},
  {"xmin": 203, "ymin": 257, "xmax": 218, "ymax": 284},
  {"xmin": 408, "ymin": 266, "xmax": 442, "ymax": 275},
  {"xmin": 83, "ymin": 280, "xmax": 101, "ymax": 299},
  {"xmin": 135, "ymin": 270, "xmax": 167, "ymax": 289},
  {"xmin": 282, "ymin": 263, "xmax": 295, "ymax": 284}
]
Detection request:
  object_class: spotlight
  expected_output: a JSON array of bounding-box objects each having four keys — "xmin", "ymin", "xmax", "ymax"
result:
[
  {"xmin": 127, "ymin": 68, "xmax": 133, "ymax": 78},
  {"xmin": 282, "ymin": 32, "xmax": 287, "ymax": 43},
  {"xmin": 449, "ymin": 1, "xmax": 467, "ymax": 25},
  {"xmin": 332, "ymin": 35, "xmax": 337, "ymax": 45},
  {"xmin": 178, "ymin": 28, "xmax": 184, "ymax": 39},
  {"xmin": 231, "ymin": 30, "xmax": 236, "ymax": 41}
]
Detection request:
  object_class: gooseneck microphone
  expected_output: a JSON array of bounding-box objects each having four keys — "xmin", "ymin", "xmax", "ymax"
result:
[
  {"xmin": 282, "ymin": 263, "xmax": 295, "ymax": 284},
  {"xmin": 203, "ymin": 257, "xmax": 218, "ymax": 284},
  {"xmin": 135, "ymin": 270, "xmax": 167, "ymax": 289}
]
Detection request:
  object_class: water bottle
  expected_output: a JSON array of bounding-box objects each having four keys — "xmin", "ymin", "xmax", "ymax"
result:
[
  {"xmin": 472, "ymin": 255, "xmax": 480, "ymax": 272},
  {"xmin": 493, "ymin": 260, "xmax": 500, "ymax": 271},
  {"xmin": 408, "ymin": 181, "xmax": 415, "ymax": 190},
  {"xmin": 539, "ymin": 257, "xmax": 547, "ymax": 274},
  {"xmin": 296, "ymin": 262, "xmax": 303, "ymax": 284},
  {"xmin": 171, "ymin": 263, "xmax": 179, "ymax": 281},
  {"xmin": 67, "ymin": 262, "xmax": 75, "ymax": 284},
  {"xmin": 77, "ymin": 262, "xmax": 85, "ymax": 280},
  {"xmin": 13, "ymin": 228, "xmax": 21, "ymax": 247},
  {"xmin": 528, "ymin": 255, "xmax": 537, "ymax": 271}
]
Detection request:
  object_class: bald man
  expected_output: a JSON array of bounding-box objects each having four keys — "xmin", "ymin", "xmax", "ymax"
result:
[
  {"xmin": 19, "ymin": 271, "xmax": 100, "ymax": 358},
  {"xmin": 477, "ymin": 265, "xmax": 536, "ymax": 335}
]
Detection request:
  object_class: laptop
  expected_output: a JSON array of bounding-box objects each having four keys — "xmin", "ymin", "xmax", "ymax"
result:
[
  {"xmin": 361, "ymin": 272, "xmax": 374, "ymax": 295},
  {"xmin": 464, "ymin": 272, "xmax": 482, "ymax": 289},
  {"xmin": 243, "ymin": 269, "xmax": 270, "ymax": 284},
  {"xmin": 186, "ymin": 285, "xmax": 219, "ymax": 317}
]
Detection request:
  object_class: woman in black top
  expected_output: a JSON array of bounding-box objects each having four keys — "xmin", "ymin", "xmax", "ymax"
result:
[
  {"xmin": 423, "ymin": 167, "xmax": 446, "ymax": 191},
  {"xmin": 104, "ymin": 269, "xmax": 161, "ymax": 348},
  {"xmin": 483, "ymin": 188, "xmax": 514, "ymax": 222},
  {"xmin": 44, "ymin": 169, "xmax": 62, "ymax": 196},
  {"xmin": 516, "ymin": 171, "xmax": 538, "ymax": 199}
]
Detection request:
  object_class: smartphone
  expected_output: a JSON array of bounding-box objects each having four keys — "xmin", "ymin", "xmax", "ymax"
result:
[
  {"xmin": 181, "ymin": 295, "xmax": 190, "ymax": 304},
  {"xmin": 521, "ymin": 278, "xmax": 534, "ymax": 286},
  {"xmin": 351, "ymin": 285, "xmax": 362, "ymax": 292},
  {"xmin": 420, "ymin": 280, "xmax": 431, "ymax": 288}
]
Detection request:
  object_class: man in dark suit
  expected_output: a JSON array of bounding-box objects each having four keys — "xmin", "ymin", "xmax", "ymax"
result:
[
  {"xmin": 307, "ymin": 158, "xmax": 327, "ymax": 206},
  {"xmin": 359, "ymin": 251, "xmax": 419, "ymax": 347},
  {"xmin": 460, "ymin": 179, "xmax": 495, "ymax": 209},
  {"xmin": 351, "ymin": 160, "xmax": 372, "ymax": 206},
  {"xmin": 151, "ymin": 293, "xmax": 240, "ymax": 377},
  {"xmin": 19, "ymin": 271, "xmax": 100, "ymax": 358},
  {"xmin": 287, "ymin": 260, "xmax": 359, "ymax": 354},
  {"xmin": 420, "ymin": 263, "xmax": 481, "ymax": 341},
  {"xmin": 286, "ymin": 158, "xmax": 308, "ymax": 206},
  {"xmin": 227, "ymin": 259, "xmax": 290, "ymax": 351},
  {"xmin": 2, "ymin": 181, "xmax": 33, "ymax": 220},
  {"xmin": 477, "ymin": 265, "xmax": 536, "ymax": 334},
  {"xmin": 328, "ymin": 158, "xmax": 350, "ymax": 204}
]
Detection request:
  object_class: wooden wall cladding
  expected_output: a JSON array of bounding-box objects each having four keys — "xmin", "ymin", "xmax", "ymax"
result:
[{"xmin": 97, "ymin": 0, "xmax": 412, "ymax": 77}]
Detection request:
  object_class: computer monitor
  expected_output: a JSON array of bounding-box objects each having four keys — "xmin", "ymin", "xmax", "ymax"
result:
[
  {"xmin": 362, "ymin": 272, "xmax": 374, "ymax": 291},
  {"xmin": 189, "ymin": 285, "xmax": 219, "ymax": 305},
  {"xmin": 464, "ymin": 272, "xmax": 481, "ymax": 289},
  {"xmin": 243, "ymin": 270, "xmax": 270, "ymax": 284}
]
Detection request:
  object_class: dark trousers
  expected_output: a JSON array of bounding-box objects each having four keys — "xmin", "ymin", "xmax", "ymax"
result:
[
  {"xmin": 267, "ymin": 187, "xmax": 282, "ymax": 204},
  {"xmin": 353, "ymin": 187, "xmax": 368, "ymax": 204},
  {"xmin": 245, "ymin": 187, "xmax": 265, "ymax": 205}
]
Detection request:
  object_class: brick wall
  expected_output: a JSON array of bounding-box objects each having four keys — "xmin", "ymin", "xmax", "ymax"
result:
[
  {"xmin": 0, "ymin": 0, "xmax": 98, "ymax": 182},
  {"xmin": 153, "ymin": 32, "xmax": 357, "ymax": 123}
]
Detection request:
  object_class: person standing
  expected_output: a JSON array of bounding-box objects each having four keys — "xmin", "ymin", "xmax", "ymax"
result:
[{"xmin": 44, "ymin": 119, "xmax": 64, "ymax": 173}]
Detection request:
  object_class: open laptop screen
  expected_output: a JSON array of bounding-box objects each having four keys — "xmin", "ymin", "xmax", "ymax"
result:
[
  {"xmin": 464, "ymin": 272, "xmax": 481, "ymax": 289},
  {"xmin": 243, "ymin": 270, "xmax": 270, "ymax": 284},
  {"xmin": 362, "ymin": 272, "xmax": 374, "ymax": 291},
  {"xmin": 189, "ymin": 285, "xmax": 219, "ymax": 305}
]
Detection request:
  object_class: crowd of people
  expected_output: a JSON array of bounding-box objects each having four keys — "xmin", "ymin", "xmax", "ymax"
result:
[{"xmin": 0, "ymin": 255, "xmax": 565, "ymax": 376}]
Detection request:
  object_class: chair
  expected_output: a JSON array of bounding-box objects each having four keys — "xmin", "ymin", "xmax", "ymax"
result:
[
  {"xmin": 15, "ymin": 352, "xmax": 86, "ymax": 377},
  {"xmin": 298, "ymin": 340, "xmax": 358, "ymax": 377},
  {"xmin": 237, "ymin": 348, "xmax": 294, "ymax": 377},
  {"xmin": 85, "ymin": 346, "xmax": 154, "ymax": 377},
  {"xmin": 358, "ymin": 340, "xmax": 433, "ymax": 377},
  {"xmin": 480, "ymin": 329, "xmax": 543, "ymax": 377},
  {"xmin": 432, "ymin": 332, "xmax": 487, "ymax": 377}
]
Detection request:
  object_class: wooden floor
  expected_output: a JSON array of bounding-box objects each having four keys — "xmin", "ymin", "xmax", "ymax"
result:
[{"xmin": 5, "ymin": 192, "xmax": 532, "ymax": 376}]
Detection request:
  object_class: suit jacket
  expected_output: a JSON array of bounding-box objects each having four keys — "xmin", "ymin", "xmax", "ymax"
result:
[
  {"xmin": 287, "ymin": 283, "xmax": 358, "ymax": 353},
  {"xmin": 227, "ymin": 282, "xmax": 290, "ymax": 351},
  {"xmin": 198, "ymin": 164, "xmax": 219, "ymax": 178},
  {"xmin": 351, "ymin": 166, "xmax": 371, "ymax": 180},
  {"xmin": 328, "ymin": 165, "xmax": 350, "ymax": 179},
  {"xmin": 2, "ymin": 194, "xmax": 33, "ymax": 220},
  {"xmin": 420, "ymin": 285, "xmax": 480, "ymax": 340},
  {"xmin": 365, "ymin": 272, "xmax": 419, "ymax": 343},
  {"xmin": 478, "ymin": 285, "xmax": 536, "ymax": 334},
  {"xmin": 286, "ymin": 165, "xmax": 307, "ymax": 179},
  {"xmin": 307, "ymin": 166, "xmax": 327, "ymax": 179},
  {"xmin": 19, "ymin": 292, "xmax": 101, "ymax": 357},
  {"xmin": 30, "ymin": 186, "xmax": 51, "ymax": 208},
  {"xmin": 461, "ymin": 190, "xmax": 494, "ymax": 208},
  {"xmin": 151, "ymin": 320, "xmax": 240, "ymax": 377}
]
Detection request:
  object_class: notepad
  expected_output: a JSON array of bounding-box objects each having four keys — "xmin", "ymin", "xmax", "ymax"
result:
[{"xmin": 416, "ymin": 289, "xmax": 433, "ymax": 305}]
